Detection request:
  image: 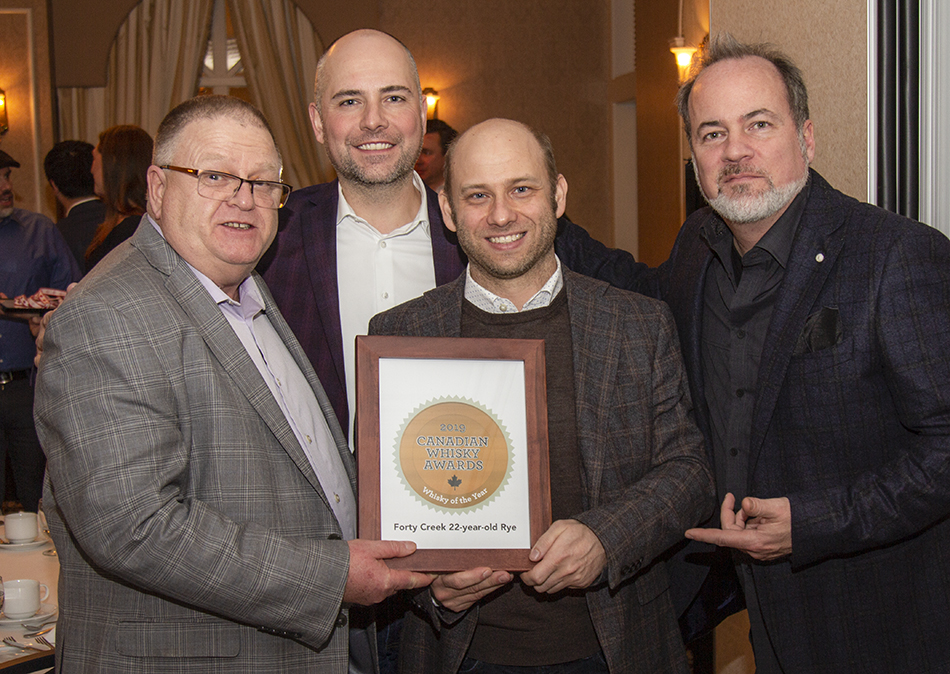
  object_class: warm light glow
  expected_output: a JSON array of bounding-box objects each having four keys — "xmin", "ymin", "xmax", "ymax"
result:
[
  {"xmin": 668, "ymin": 38, "xmax": 698, "ymax": 83},
  {"xmin": 0, "ymin": 88, "xmax": 7, "ymax": 136},
  {"xmin": 672, "ymin": 48, "xmax": 696, "ymax": 67},
  {"xmin": 422, "ymin": 87, "xmax": 440, "ymax": 120}
]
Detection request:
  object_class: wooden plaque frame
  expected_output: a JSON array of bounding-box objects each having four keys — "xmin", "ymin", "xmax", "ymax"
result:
[{"xmin": 356, "ymin": 335, "xmax": 551, "ymax": 571}]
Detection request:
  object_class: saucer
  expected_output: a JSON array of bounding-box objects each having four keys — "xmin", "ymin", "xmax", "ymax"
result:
[
  {"xmin": 0, "ymin": 603, "xmax": 56, "ymax": 625},
  {"xmin": 0, "ymin": 536, "xmax": 49, "ymax": 550}
]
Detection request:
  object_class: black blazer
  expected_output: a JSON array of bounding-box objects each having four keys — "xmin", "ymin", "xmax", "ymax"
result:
[{"xmin": 663, "ymin": 170, "xmax": 950, "ymax": 672}]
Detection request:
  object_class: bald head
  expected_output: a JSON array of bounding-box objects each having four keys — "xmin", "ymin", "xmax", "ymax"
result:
[
  {"xmin": 309, "ymin": 29, "xmax": 426, "ymax": 191},
  {"xmin": 444, "ymin": 119, "xmax": 560, "ymax": 217},
  {"xmin": 314, "ymin": 29, "xmax": 422, "ymax": 114}
]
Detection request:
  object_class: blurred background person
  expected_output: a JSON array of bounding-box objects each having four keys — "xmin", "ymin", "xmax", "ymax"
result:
[
  {"xmin": 0, "ymin": 148, "xmax": 79, "ymax": 513},
  {"xmin": 413, "ymin": 118, "xmax": 457, "ymax": 193},
  {"xmin": 85, "ymin": 125, "xmax": 153, "ymax": 270},
  {"xmin": 44, "ymin": 140, "xmax": 106, "ymax": 276}
]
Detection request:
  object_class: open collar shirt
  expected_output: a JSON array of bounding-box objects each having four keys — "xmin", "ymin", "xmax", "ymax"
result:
[{"xmin": 336, "ymin": 172, "xmax": 436, "ymax": 447}]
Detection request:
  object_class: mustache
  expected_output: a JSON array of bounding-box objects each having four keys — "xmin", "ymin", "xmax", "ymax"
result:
[{"xmin": 717, "ymin": 164, "xmax": 771, "ymax": 182}]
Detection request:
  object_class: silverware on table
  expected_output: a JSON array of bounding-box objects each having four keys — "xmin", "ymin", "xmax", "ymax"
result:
[
  {"xmin": 35, "ymin": 635, "xmax": 54, "ymax": 650},
  {"xmin": 23, "ymin": 624, "xmax": 55, "ymax": 638},
  {"xmin": 2, "ymin": 635, "xmax": 49, "ymax": 651}
]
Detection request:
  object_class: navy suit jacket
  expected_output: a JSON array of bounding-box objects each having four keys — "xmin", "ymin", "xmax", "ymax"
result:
[
  {"xmin": 258, "ymin": 180, "xmax": 647, "ymax": 437},
  {"xmin": 661, "ymin": 170, "xmax": 950, "ymax": 672},
  {"xmin": 56, "ymin": 198, "xmax": 106, "ymax": 275}
]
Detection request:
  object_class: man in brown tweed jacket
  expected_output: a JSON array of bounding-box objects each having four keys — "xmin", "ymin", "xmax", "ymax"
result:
[{"xmin": 370, "ymin": 118, "xmax": 714, "ymax": 674}]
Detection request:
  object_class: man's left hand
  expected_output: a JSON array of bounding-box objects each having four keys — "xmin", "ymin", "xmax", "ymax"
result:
[
  {"xmin": 685, "ymin": 493, "xmax": 792, "ymax": 561},
  {"xmin": 520, "ymin": 519, "xmax": 606, "ymax": 593}
]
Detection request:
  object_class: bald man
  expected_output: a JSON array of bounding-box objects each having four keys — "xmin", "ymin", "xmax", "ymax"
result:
[{"xmin": 370, "ymin": 118, "xmax": 712, "ymax": 674}]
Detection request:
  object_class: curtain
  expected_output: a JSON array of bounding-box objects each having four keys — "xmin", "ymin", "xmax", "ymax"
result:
[
  {"xmin": 227, "ymin": 0, "xmax": 333, "ymax": 189},
  {"xmin": 57, "ymin": 0, "xmax": 213, "ymax": 141}
]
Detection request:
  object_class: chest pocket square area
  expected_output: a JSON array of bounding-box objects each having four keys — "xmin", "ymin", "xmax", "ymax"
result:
[{"xmin": 794, "ymin": 306, "xmax": 843, "ymax": 355}]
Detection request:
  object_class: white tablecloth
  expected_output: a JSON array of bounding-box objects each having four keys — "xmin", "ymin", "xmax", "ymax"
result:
[{"xmin": 0, "ymin": 520, "xmax": 58, "ymax": 669}]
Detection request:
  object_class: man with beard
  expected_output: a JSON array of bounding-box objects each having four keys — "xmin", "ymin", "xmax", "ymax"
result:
[
  {"xmin": 0, "ymin": 148, "xmax": 79, "ymax": 511},
  {"xmin": 370, "ymin": 118, "xmax": 713, "ymax": 674},
  {"xmin": 661, "ymin": 34, "xmax": 950, "ymax": 673}
]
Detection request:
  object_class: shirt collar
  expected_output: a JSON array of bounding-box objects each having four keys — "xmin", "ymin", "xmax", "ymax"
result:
[
  {"xmin": 335, "ymin": 171, "xmax": 430, "ymax": 237},
  {"xmin": 464, "ymin": 256, "xmax": 564, "ymax": 314},
  {"xmin": 65, "ymin": 196, "xmax": 100, "ymax": 217},
  {"xmin": 146, "ymin": 213, "xmax": 263, "ymax": 319}
]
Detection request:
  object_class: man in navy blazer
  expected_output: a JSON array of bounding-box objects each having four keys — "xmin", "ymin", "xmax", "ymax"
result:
[{"xmin": 665, "ymin": 35, "xmax": 950, "ymax": 672}]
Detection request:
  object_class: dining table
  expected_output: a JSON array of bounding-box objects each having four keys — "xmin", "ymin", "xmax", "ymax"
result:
[{"xmin": 0, "ymin": 515, "xmax": 57, "ymax": 673}]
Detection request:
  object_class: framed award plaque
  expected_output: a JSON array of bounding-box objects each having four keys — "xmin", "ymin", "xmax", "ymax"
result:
[{"xmin": 355, "ymin": 335, "xmax": 551, "ymax": 571}]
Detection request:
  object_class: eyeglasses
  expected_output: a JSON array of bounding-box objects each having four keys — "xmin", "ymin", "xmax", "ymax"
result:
[{"xmin": 160, "ymin": 165, "xmax": 293, "ymax": 209}]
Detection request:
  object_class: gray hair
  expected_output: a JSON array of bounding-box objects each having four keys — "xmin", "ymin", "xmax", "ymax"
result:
[
  {"xmin": 153, "ymin": 95, "xmax": 281, "ymax": 168},
  {"xmin": 676, "ymin": 33, "xmax": 810, "ymax": 140}
]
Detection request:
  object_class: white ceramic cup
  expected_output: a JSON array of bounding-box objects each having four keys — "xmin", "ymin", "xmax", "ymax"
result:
[
  {"xmin": 2, "ymin": 579, "xmax": 50, "ymax": 619},
  {"xmin": 4, "ymin": 512, "xmax": 38, "ymax": 544}
]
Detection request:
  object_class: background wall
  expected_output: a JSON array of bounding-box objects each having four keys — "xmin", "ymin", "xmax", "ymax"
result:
[
  {"xmin": 712, "ymin": 0, "xmax": 869, "ymax": 201},
  {"xmin": 0, "ymin": 0, "xmax": 55, "ymax": 219},
  {"xmin": 380, "ymin": 0, "xmax": 612, "ymax": 246}
]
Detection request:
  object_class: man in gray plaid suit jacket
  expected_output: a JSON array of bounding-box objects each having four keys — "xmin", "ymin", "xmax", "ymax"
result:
[
  {"xmin": 34, "ymin": 95, "xmax": 430, "ymax": 673},
  {"xmin": 370, "ymin": 118, "xmax": 714, "ymax": 674}
]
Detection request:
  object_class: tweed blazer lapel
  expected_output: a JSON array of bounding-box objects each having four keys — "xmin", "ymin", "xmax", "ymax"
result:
[
  {"xmin": 748, "ymin": 172, "xmax": 849, "ymax": 477},
  {"xmin": 131, "ymin": 223, "xmax": 333, "ymax": 499},
  {"xmin": 563, "ymin": 270, "xmax": 620, "ymax": 508}
]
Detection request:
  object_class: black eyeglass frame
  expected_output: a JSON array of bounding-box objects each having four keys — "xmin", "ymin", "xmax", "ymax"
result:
[{"xmin": 159, "ymin": 165, "xmax": 293, "ymax": 209}]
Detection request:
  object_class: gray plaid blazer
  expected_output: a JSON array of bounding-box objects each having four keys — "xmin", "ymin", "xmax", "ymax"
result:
[
  {"xmin": 369, "ymin": 269, "xmax": 714, "ymax": 674},
  {"xmin": 35, "ymin": 221, "xmax": 360, "ymax": 673}
]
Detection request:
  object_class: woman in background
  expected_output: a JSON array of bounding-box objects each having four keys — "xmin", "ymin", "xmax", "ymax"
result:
[{"xmin": 85, "ymin": 125, "xmax": 153, "ymax": 270}]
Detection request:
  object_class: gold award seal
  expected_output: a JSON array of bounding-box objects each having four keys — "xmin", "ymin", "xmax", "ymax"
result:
[{"xmin": 396, "ymin": 398, "xmax": 512, "ymax": 513}]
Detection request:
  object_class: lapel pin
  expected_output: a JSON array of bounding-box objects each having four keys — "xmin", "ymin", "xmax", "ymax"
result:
[{"xmin": 815, "ymin": 253, "xmax": 825, "ymax": 263}]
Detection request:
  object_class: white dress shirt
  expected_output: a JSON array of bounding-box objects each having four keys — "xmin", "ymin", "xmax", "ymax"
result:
[{"xmin": 336, "ymin": 172, "xmax": 437, "ymax": 447}]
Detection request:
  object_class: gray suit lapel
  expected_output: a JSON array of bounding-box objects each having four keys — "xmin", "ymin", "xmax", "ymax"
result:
[{"xmin": 131, "ymin": 224, "xmax": 334, "ymax": 501}]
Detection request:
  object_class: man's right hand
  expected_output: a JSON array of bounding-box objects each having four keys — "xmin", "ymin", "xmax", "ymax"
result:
[
  {"xmin": 343, "ymin": 539, "xmax": 433, "ymax": 606},
  {"xmin": 430, "ymin": 567, "xmax": 512, "ymax": 613}
]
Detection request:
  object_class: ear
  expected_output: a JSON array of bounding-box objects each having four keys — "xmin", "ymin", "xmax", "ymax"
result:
[
  {"xmin": 438, "ymin": 190, "xmax": 457, "ymax": 233},
  {"xmin": 554, "ymin": 174, "xmax": 568, "ymax": 218},
  {"xmin": 309, "ymin": 102, "xmax": 325, "ymax": 145},
  {"xmin": 801, "ymin": 119, "xmax": 816, "ymax": 163},
  {"xmin": 145, "ymin": 165, "xmax": 167, "ymax": 222}
]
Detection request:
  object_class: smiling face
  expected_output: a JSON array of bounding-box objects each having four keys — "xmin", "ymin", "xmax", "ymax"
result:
[
  {"xmin": 310, "ymin": 30, "xmax": 425, "ymax": 190},
  {"xmin": 414, "ymin": 132, "xmax": 446, "ymax": 188},
  {"xmin": 441, "ymin": 119, "xmax": 566, "ymax": 302},
  {"xmin": 689, "ymin": 56, "xmax": 814, "ymax": 234},
  {"xmin": 147, "ymin": 115, "xmax": 280, "ymax": 299}
]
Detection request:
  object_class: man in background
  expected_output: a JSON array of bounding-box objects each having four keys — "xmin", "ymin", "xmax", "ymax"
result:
[
  {"xmin": 371, "ymin": 118, "xmax": 712, "ymax": 674},
  {"xmin": 414, "ymin": 119, "xmax": 457, "ymax": 193},
  {"xmin": 44, "ymin": 140, "xmax": 106, "ymax": 275},
  {"xmin": 0, "ymin": 148, "xmax": 79, "ymax": 512},
  {"xmin": 663, "ymin": 34, "xmax": 950, "ymax": 673},
  {"xmin": 35, "ymin": 95, "xmax": 429, "ymax": 672}
]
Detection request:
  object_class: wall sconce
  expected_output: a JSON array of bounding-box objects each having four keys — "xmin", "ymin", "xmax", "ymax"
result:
[
  {"xmin": 423, "ymin": 87, "xmax": 440, "ymax": 120},
  {"xmin": 669, "ymin": 37, "xmax": 697, "ymax": 83},
  {"xmin": 0, "ymin": 89, "xmax": 8, "ymax": 136}
]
